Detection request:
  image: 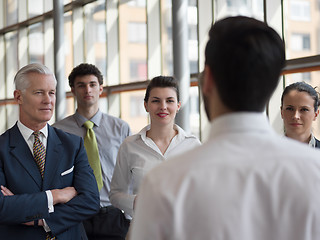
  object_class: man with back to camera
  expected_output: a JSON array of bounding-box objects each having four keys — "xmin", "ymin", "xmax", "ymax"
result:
[
  {"xmin": 130, "ymin": 16, "xmax": 320, "ymax": 240},
  {"xmin": 53, "ymin": 63, "xmax": 131, "ymax": 240},
  {"xmin": 0, "ymin": 63, "xmax": 100, "ymax": 240}
]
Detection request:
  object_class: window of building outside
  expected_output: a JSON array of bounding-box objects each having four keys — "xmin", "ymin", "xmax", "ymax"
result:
[
  {"xmin": 128, "ymin": 22, "xmax": 147, "ymax": 43},
  {"xmin": 290, "ymin": 0, "xmax": 311, "ymax": 21},
  {"xmin": 130, "ymin": 59, "xmax": 147, "ymax": 81},
  {"xmin": 291, "ymin": 33, "xmax": 311, "ymax": 51},
  {"xmin": 284, "ymin": 0, "xmax": 319, "ymax": 59}
]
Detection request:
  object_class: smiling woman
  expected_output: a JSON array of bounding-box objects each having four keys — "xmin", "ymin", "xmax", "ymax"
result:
[
  {"xmin": 109, "ymin": 76, "xmax": 201, "ymax": 220},
  {"xmin": 280, "ymin": 81, "xmax": 320, "ymax": 147}
]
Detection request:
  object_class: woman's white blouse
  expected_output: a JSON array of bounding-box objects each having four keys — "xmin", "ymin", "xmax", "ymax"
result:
[{"xmin": 109, "ymin": 124, "xmax": 201, "ymax": 218}]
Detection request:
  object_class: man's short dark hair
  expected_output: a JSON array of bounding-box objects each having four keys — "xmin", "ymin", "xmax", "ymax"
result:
[
  {"xmin": 205, "ymin": 16, "xmax": 285, "ymax": 112},
  {"xmin": 68, "ymin": 63, "xmax": 103, "ymax": 87}
]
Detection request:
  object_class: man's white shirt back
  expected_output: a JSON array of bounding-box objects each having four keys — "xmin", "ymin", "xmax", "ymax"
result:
[{"xmin": 131, "ymin": 112, "xmax": 320, "ymax": 240}]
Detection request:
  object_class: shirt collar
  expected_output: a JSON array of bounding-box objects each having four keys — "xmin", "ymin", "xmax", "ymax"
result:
[
  {"xmin": 74, "ymin": 109, "xmax": 102, "ymax": 127},
  {"xmin": 138, "ymin": 124, "xmax": 190, "ymax": 142},
  {"xmin": 209, "ymin": 112, "xmax": 272, "ymax": 139},
  {"xmin": 309, "ymin": 133, "xmax": 316, "ymax": 148},
  {"xmin": 17, "ymin": 120, "xmax": 48, "ymax": 140}
]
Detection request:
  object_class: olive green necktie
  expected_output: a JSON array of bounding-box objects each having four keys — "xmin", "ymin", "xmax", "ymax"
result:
[{"xmin": 83, "ymin": 120, "xmax": 103, "ymax": 191}]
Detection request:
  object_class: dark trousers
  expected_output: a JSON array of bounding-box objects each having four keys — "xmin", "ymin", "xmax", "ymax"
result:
[{"xmin": 83, "ymin": 206, "xmax": 130, "ymax": 240}]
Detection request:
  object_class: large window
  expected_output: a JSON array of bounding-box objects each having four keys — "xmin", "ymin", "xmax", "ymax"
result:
[{"xmin": 1, "ymin": 0, "xmax": 320, "ymax": 139}]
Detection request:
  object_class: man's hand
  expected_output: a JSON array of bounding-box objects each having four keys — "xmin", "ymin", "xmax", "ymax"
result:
[
  {"xmin": 21, "ymin": 219, "xmax": 44, "ymax": 226},
  {"xmin": 1, "ymin": 185, "xmax": 14, "ymax": 196},
  {"xmin": 51, "ymin": 186, "xmax": 78, "ymax": 205}
]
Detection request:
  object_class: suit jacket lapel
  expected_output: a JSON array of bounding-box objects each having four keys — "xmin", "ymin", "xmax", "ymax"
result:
[
  {"xmin": 9, "ymin": 124, "xmax": 42, "ymax": 188},
  {"xmin": 43, "ymin": 125, "xmax": 62, "ymax": 190}
]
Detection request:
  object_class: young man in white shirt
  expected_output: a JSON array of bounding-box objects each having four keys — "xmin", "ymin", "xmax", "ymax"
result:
[{"xmin": 130, "ymin": 16, "xmax": 320, "ymax": 240}]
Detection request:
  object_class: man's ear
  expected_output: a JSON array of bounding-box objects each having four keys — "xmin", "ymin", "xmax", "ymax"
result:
[
  {"xmin": 202, "ymin": 65, "xmax": 214, "ymax": 97},
  {"xmin": 99, "ymin": 84, "xmax": 103, "ymax": 95},
  {"xmin": 14, "ymin": 90, "xmax": 23, "ymax": 104},
  {"xmin": 71, "ymin": 87, "xmax": 75, "ymax": 95}
]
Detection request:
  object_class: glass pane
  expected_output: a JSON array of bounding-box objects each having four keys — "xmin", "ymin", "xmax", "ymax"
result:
[
  {"xmin": 5, "ymin": 31, "xmax": 18, "ymax": 99},
  {"xmin": 0, "ymin": 105, "xmax": 6, "ymax": 134},
  {"xmin": 6, "ymin": 0, "xmax": 18, "ymax": 26},
  {"xmin": 6, "ymin": 104, "xmax": 19, "ymax": 129},
  {"xmin": 160, "ymin": 0, "xmax": 200, "ymax": 75},
  {"xmin": 84, "ymin": 0, "xmax": 107, "ymax": 80},
  {"xmin": 29, "ymin": 23, "xmax": 44, "ymax": 64},
  {"xmin": 160, "ymin": 0, "xmax": 173, "ymax": 75},
  {"xmin": 215, "ymin": 0, "xmax": 264, "ymax": 20},
  {"xmin": 120, "ymin": 90, "xmax": 148, "ymax": 134},
  {"xmin": 190, "ymin": 86, "xmax": 200, "ymax": 138},
  {"xmin": 188, "ymin": 1, "xmax": 199, "ymax": 74},
  {"xmin": 127, "ymin": 0, "xmax": 146, "ymax": 7},
  {"xmin": 119, "ymin": 0, "xmax": 147, "ymax": 83},
  {"xmin": 64, "ymin": 11, "xmax": 73, "ymax": 91},
  {"xmin": 283, "ymin": 0, "xmax": 320, "ymax": 59},
  {"xmin": 66, "ymin": 96, "xmax": 75, "ymax": 116},
  {"xmin": 28, "ymin": 0, "xmax": 43, "ymax": 18}
]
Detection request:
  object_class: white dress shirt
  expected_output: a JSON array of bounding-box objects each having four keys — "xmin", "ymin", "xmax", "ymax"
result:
[
  {"xmin": 109, "ymin": 124, "xmax": 201, "ymax": 218},
  {"xmin": 131, "ymin": 112, "xmax": 320, "ymax": 240}
]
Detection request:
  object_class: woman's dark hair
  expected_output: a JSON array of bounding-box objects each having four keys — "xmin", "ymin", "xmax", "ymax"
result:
[
  {"xmin": 281, "ymin": 81, "xmax": 319, "ymax": 112},
  {"xmin": 144, "ymin": 76, "xmax": 180, "ymax": 102}
]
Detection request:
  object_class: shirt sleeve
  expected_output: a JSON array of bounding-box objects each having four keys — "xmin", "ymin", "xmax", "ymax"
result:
[
  {"xmin": 46, "ymin": 190, "xmax": 54, "ymax": 213},
  {"xmin": 109, "ymin": 143, "xmax": 136, "ymax": 217},
  {"xmin": 43, "ymin": 219, "xmax": 51, "ymax": 232}
]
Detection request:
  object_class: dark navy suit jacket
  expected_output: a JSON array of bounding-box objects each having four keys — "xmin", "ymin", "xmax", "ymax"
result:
[{"xmin": 0, "ymin": 123, "xmax": 100, "ymax": 240}]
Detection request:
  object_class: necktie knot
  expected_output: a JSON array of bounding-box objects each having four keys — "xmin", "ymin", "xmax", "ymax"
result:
[
  {"xmin": 33, "ymin": 131, "xmax": 41, "ymax": 138},
  {"xmin": 83, "ymin": 120, "xmax": 94, "ymax": 130}
]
